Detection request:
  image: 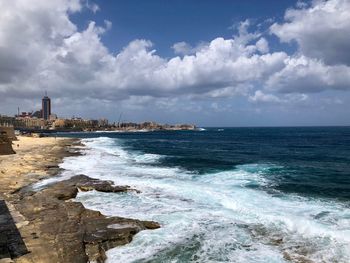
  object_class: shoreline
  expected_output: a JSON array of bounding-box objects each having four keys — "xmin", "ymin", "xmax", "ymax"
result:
[
  {"xmin": 0, "ymin": 136, "xmax": 159, "ymax": 263},
  {"xmin": 0, "ymin": 136, "xmax": 78, "ymax": 200}
]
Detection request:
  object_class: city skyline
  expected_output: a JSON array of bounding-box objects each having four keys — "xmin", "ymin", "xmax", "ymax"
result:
[
  {"xmin": 0, "ymin": 0, "xmax": 349, "ymax": 126},
  {"xmin": 1, "ymin": 92, "xmax": 196, "ymax": 132}
]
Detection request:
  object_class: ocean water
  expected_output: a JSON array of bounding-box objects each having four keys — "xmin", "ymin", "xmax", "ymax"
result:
[{"xmin": 52, "ymin": 127, "xmax": 350, "ymax": 262}]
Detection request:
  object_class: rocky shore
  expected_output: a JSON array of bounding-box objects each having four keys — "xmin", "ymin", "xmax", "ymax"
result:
[
  {"xmin": 0, "ymin": 133, "xmax": 15, "ymax": 156},
  {"xmin": 0, "ymin": 136, "xmax": 159, "ymax": 263}
]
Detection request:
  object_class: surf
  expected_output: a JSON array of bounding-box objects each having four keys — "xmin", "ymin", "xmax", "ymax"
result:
[{"xmin": 58, "ymin": 136, "xmax": 350, "ymax": 263}]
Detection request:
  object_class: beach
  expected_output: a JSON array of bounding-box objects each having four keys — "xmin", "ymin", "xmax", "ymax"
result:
[
  {"xmin": 0, "ymin": 136, "xmax": 159, "ymax": 263},
  {"xmin": 0, "ymin": 136, "xmax": 73, "ymax": 198}
]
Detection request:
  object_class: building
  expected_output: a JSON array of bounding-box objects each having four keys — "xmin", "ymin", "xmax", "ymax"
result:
[
  {"xmin": 98, "ymin": 118, "xmax": 109, "ymax": 127},
  {"xmin": 16, "ymin": 117, "xmax": 45, "ymax": 129},
  {"xmin": 42, "ymin": 93, "xmax": 51, "ymax": 120},
  {"xmin": 52, "ymin": 119, "xmax": 66, "ymax": 129},
  {"xmin": 0, "ymin": 115, "xmax": 23, "ymax": 128},
  {"xmin": 49, "ymin": 114, "xmax": 57, "ymax": 121},
  {"xmin": 17, "ymin": 112, "xmax": 32, "ymax": 118},
  {"xmin": 31, "ymin": 110, "xmax": 42, "ymax": 118}
]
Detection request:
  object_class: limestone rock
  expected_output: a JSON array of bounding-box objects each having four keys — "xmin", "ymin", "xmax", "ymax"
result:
[{"xmin": 13, "ymin": 175, "xmax": 160, "ymax": 263}]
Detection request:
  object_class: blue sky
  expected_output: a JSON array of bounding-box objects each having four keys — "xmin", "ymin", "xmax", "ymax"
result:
[
  {"xmin": 71, "ymin": 0, "xmax": 297, "ymax": 56},
  {"xmin": 0, "ymin": 0, "xmax": 349, "ymax": 126}
]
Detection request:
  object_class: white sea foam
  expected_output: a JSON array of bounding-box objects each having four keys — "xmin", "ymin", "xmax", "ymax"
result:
[{"xmin": 60, "ymin": 137, "xmax": 350, "ymax": 262}]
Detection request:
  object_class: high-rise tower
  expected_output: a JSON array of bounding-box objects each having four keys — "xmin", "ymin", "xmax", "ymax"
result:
[{"xmin": 42, "ymin": 92, "xmax": 51, "ymax": 120}]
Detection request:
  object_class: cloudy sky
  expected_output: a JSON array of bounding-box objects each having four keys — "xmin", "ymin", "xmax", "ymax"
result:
[{"xmin": 0, "ymin": 0, "xmax": 349, "ymax": 126}]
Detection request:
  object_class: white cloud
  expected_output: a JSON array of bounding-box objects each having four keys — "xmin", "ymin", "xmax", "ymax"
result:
[
  {"xmin": 0, "ymin": 0, "xmax": 349, "ymax": 120},
  {"xmin": 249, "ymin": 90, "xmax": 282, "ymax": 103},
  {"xmin": 172, "ymin": 42, "xmax": 194, "ymax": 55},
  {"xmin": 266, "ymin": 0, "xmax": 350, "ymax": 94},
  {"xmin": 0, "ymin": 0, "xmax": 80, "ymax": 84},
  {"xmin": 0, "ymin": 1, "xmax": 288, "ymax": 103},
  {"xmin": 255, "ymin": 38, "xmax": 269, "ymax": 54},
  {"xmin": 86, "ymin": 0, "xmax": 99, "ymax": 13},
  {"xmin": 266, "ymin": 56, "xmax": 350, "ymax": 93},
  {"xmin": 271, "ymin": 0, "xmax": 350, "ymax": 66},
  {"xmin": 249, "ymin": 90, "xmax": 308, "ymax": 105}
]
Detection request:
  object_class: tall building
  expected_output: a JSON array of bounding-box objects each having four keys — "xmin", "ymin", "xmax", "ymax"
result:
[{"xmin": 42, "ymin": 93, "xmax": 51, "ymax": 120}]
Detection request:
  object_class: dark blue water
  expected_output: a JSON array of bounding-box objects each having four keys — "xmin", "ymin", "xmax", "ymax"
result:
[
  {"xmin": 57, "ymin": 126, "xmax": 350, "ymax": 201},
  {"xmin": 50, "ymin": 126, "xmax": 350, "ymax": 262}
]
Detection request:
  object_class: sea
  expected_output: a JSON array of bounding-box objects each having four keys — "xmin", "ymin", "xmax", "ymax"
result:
[{"xmin": 42, "ymin": 127, "xmax": 350, "ymax": 262}]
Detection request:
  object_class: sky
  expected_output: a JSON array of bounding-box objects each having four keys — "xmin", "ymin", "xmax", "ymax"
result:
[{"xmin": 0, "ymin": 0, "xmax": 349, "ymax": 126}]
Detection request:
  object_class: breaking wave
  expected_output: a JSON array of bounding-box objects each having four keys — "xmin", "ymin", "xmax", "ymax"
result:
[{"xmin": 58, "ymin": 136, "xmax": 350, "ymax": 262}]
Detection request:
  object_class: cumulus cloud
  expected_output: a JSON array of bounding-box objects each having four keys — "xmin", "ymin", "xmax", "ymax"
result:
[
  {"xmin": 271, "ymin": 0, "xmax": 350, "ymax": 66},
  {"xmin": 0, "ymin": 0, "xmax": 80, "ymax": 85},
  {"xmin": 0, "ymin": 0, "xmax": 349, "ymax": 120},
  {"xmin": 172, "ymin": 42, "xmax": 195, "ymax": 55},
  {"xmin": 255, "ymin": 38, "xmax": 269, "ymax": 54},
  {"xmin": 89, "ymin": 36, "xmax": 287, "ymax": 99},
  {"xmin": 0, "ymin": 0, "xmax": 288, "ymax": 103},
  {"xmin": 249, "ymin": 90, "xmax": 308, "ymax": 104},
  {"xmin": 249, "ymin": 90, "xmax": 282, "ymax": 104},
  {"xmin": 267, "ymin": 0, "xmax": 350, "ymax": 94},
  {"xmin": 266, "ymin": 56, "xmax": 350, "ymax": 93}
]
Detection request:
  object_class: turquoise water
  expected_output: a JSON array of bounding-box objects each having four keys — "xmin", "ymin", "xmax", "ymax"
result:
[{"xmin": 54, "ymin": 127, "xmax": 350, "ymax": 262}]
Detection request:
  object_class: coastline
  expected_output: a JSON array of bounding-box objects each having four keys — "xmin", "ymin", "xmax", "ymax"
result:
[
  {"xmin": 0, "ymin": 136, "xmax": 159, "ymax": 263},
  {"xmin": 0, "ymin": 136, "xmax": 77, "ymax": 199}
]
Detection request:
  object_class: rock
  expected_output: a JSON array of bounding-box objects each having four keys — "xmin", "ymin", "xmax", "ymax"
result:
[
  {"xmin": 143, "ymin": 221, "xmax": 161, "ymax": 230},
  {"xmin": 0, "ymin": 130, "xmax": 16, "ymax": 155},
  {"xmin": 0, "ymin": 142, "xmax": 15, "ymax": 155},
  {"xmin": 77, "ymin": 181, "xmax": 129, "ymax": 193},
  {"xmin": 13, "ymin": 175, "xmax": 160, "ymax": 263},
  {"xmin": 44, "ymin": 165, "xmax": 60, "ymax": 170},
  {"xmin": 49, "ymin": 186, "xmax": 79, "ymax": 201}
]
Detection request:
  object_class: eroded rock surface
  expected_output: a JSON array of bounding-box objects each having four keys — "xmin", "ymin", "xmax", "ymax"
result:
[
  {"xmin": 0, "ymin": 132, "xmax": 15, "ymax": 156},
  {"xmin": 13, "ymin": 175, "xmax": 160, "ymax": 263}
]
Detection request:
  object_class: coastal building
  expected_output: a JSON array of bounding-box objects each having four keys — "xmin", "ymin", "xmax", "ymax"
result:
[
  {"xmin": 0, "ymin": 115, "xmax": 24, "ymax": 128},
  {"xmin": 17, "ymin": 112, "xmax": 32, "ymax": 118},
  {"xmin": 16, "ymin": 117, "xmax": 46, "ymax": 129},
  {"xmin": 49, "ymin": 114, "xmax": 57, "ymax": 121},
  {"xmin": 52, "ymin": 118, "xmax": 99, "ymax": 130},
  {"xmin": 52, "ymin": 119, "xmax": 66, "ymax": 129},
  {"xmin": 42, "ymin": 93, "xmax": 51, "ymax": 120},
  {"xmin": 98, "ymin": 118, "xmax": 109, "ymax": 127}
]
